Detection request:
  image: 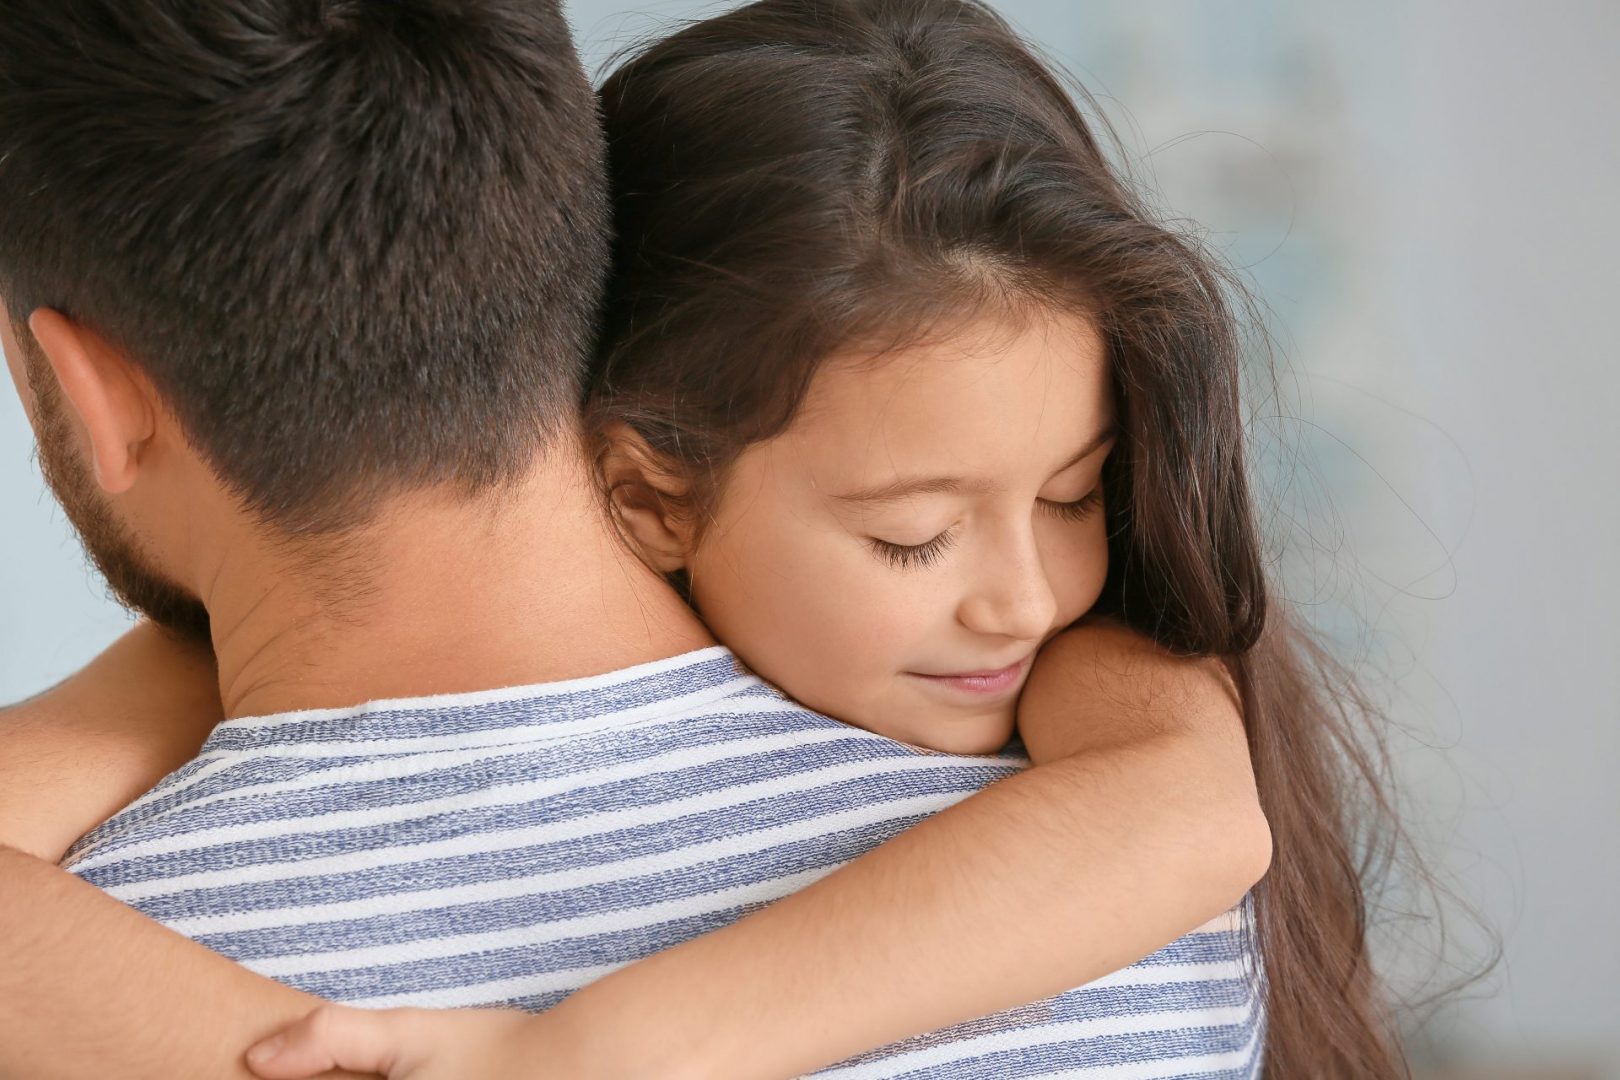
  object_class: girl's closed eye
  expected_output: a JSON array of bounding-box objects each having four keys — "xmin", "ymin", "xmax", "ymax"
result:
[
  {"xmin": 1040, "ymin": 487, "xmax": 1104, "ymax": 523},
  {"xmin": 868, "ymin": 487, "xmax": 1103, "ymax": 571},
  {"xmin": 869, "ymin": 527, "xmax": 957, "ymax": 570}
]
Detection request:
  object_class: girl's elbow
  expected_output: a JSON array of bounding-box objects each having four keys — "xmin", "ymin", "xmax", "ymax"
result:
[
  {"xmin": 1185, "ymin": 788, "xmax": 1271, "ymax": 910},
  {"xmin": 1220, "ymin": 796, "xmax": 1274, "ymax": 899}
]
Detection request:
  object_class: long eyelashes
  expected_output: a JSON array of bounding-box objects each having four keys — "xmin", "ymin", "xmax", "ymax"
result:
[
  {"xmin": 870, "ymin": 529, "xmax": 957, "ymax": 570},
  {"xmin": 1039, "ymin": 488, "xmax": 1105, "ymax": 523},
  {"xmin": 868, "ymin": 488, "xmax": 1104, "ymax": 571}
]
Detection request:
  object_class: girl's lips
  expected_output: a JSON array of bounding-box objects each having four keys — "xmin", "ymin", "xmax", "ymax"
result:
[{"xmin": 907, "ymin": 656, "xmax": 1031, "ymax": 696}]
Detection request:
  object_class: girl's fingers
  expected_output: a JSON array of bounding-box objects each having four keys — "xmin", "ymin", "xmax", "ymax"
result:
[{"xmin": 245, "ymin": 1004, "xmax": 408, "ymax": 1078}]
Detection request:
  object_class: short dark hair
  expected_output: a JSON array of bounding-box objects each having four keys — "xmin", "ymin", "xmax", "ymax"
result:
[{"xmin": 0, "ymin": 0, "xmax": 608, "ymax": 532}]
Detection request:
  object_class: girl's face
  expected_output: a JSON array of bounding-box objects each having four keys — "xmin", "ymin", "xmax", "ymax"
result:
[{"xmin": 685, "ymin": 307, "xmax": 1115, "ymax": 753}]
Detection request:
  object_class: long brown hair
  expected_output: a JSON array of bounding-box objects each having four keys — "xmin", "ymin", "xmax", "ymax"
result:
[{"xmin": 589, "ymin": 0, "xmax": 1408, "ymax": 1073}]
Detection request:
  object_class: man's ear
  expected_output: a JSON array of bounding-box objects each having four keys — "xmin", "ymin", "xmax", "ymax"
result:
[
  {"xmin": 27, "ymin": 309, "xmax": 156, "ymax": 495},
  {"xmin": 598, "ymin": 421, "xmax": 696, "ymax": 574}
]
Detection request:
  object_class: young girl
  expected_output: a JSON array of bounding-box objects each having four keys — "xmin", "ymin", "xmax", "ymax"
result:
[{"xmin": 1, "ymin": 0, "xmax": 1402, "ymax": 1076}]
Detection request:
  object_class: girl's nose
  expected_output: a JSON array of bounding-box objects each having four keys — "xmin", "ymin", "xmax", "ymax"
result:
[{"xmin": 956, "ymin": 535, "xmax": 1059, "ymax": 643}]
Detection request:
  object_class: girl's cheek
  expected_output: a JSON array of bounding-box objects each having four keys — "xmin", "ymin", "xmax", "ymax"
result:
[
  {"xmin": 818, "ymin": 558, "xmax": 913, "ymax": 645},
  {"xmin": 695, "ymin": 502, "xmax": 948, "ymax": 690},
  {"xmin": 1075, "ymin": 543, "xmax": 1110, "ymax": 606},
  {"xmin": 792, "ymin": 553, "xmax": 937, "ymax": 684},
  {"xmin": 742, "ymin": 534, "xmax": 890, "ymax": 672},
  {"xmin": 1047, "ymin": 532, "xmax": 1110, "ymax": 625}
]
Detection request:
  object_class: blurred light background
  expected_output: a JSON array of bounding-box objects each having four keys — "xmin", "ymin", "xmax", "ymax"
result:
[{"xmin": 2, "ymin": 0, "xmax": 1615, "ymax": 1075}]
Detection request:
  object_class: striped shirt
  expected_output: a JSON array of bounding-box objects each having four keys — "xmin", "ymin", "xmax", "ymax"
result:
[{"xmin": 66, "ymin": 646, "xmax": 1264, "ymax": 1077}]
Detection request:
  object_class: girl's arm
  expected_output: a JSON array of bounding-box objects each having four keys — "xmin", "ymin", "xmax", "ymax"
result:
[
  {"xmin": 1, "ymin": 621, "xmax": 222, "ymax": 861},
  {"xmin": 0, "ymin": 846, "xmax": 376, "ymax": 1080},
  {"xmin": 533, "ymin": 621, "xmax": 1272, "ymax": 1076},
  {"xmin": 250, "ymin": 620, "xmax": 1272, "ymax": 1080},
  {"xmin": 0, "ymin": 625, "xmax": 374, "ymax": 1078},
  {"xmin": 1, "ymin": 620, "xmax": 1265, "ymax": 1078}
]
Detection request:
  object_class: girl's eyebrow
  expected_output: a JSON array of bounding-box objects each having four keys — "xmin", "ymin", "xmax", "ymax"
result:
[
  {"xmin": 833, "ymin": 475, "xmax": 982, "ymax": 507},
  {"xmin": 1051, "ymin": 424, "xmax": 1119, "ymax": 474},
  {"xmin": 832, "ymin": 425, "xmax": 1118, "ymax": 507}
]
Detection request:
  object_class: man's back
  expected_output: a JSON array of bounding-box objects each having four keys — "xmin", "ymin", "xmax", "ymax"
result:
[{"xmin": 67, "ymin": 648, "xmax": 1262, "ymax": 1077}]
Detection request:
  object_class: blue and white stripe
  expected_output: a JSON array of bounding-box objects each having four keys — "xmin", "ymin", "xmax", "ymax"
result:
[{"xmin": 66, "ymin": 646, "xmax": 1264, "ymax": 1077}]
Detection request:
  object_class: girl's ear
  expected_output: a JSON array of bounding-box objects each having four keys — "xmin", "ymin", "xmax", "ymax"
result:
[{"xmin": 598, "ymin": 421, "xmax": 696, "ymax": 574}]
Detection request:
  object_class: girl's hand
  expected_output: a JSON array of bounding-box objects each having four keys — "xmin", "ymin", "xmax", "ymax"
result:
[{"xmin": 245, "ymin": 1004, "xmax": 547, "ymax": 1080}]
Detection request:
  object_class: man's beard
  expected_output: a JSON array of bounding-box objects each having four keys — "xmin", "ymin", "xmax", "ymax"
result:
[{"xmin": 23, "ymin": 341, "xmax": 212, "ymax": 643}]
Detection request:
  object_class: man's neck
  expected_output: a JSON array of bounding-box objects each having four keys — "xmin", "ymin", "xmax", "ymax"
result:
[{"xmin": 197, "ymin": 450, "xmax": 712, "ymax": 720}]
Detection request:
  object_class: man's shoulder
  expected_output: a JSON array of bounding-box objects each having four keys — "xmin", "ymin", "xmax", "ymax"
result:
[{"xmin": 60, "ymin": 647, "xmax": 1023, "ymax": 872}]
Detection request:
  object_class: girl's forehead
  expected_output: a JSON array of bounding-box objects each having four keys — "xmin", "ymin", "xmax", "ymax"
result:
[{"xmin": 784, "ymin": 308, "xmax": 1113, "ymax": 484}]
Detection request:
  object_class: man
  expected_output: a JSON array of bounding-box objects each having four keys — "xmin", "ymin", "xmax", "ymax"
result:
[{"xmin": 0, "ymin": 2, "xmax": 1263, "ymax": 1076}]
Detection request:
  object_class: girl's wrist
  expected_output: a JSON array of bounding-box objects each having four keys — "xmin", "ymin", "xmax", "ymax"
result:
[{"xmin": 525, "ymin": 995, "xmax": 714, "ymax": 1080}]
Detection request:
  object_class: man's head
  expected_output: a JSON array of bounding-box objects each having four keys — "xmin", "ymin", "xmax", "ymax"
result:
[{"xmin": 0, "ymin": 0, "xmax": 608, "ymax": 632}]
